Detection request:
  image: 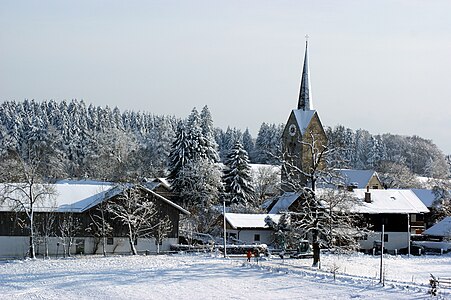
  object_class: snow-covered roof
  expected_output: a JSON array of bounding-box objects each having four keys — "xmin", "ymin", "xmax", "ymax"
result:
[
  {"xmin": 225, "ymin": 213, "xmax": 281, "ymax": 229},
  {"xmin": 0, "ymin": 182, "xmax": 114, "ymax": 213},
  {"xmin": 267, "ymin": 189, "xmax": 428, "ymax": 215},
  {"xmin": 292, "ymin": 109, "xmax": 316, "ymax": 135},
  {"xmin": 142, "ymin": 178, "xmax": 171, "ymax": 191},
  {"xmin": 411, "ymin": 189, "xmax": 436, "ymax": 208},
  {"xmin": 423, "ymin": 217, "xmax": 451, "ymax": 237},
  {"xmin": 143, "ymin": 187, "xmax": 190, "ymax": 215},
  {"xmin": 334, "ymin": 169, "xmax": 378, "ymax": 188},
  {"xmin": 268, "ymin": 192, "xmax": 301, "ymax": 214},
  {"xmin": 351, "ymin": 189, "xmax": 429, "ymax": 214},
  {"xmin": 0, "ymin": 181, "xmax": 188, "ymax": 215}
]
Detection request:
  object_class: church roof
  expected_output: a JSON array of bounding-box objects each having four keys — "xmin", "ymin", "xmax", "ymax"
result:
[
  {"xmin": 298, "ymin": 39, "xmax": 313, "ymax": 111},
  {"xmin": 292, "ymin": 109, "xmax": 317, "ymax": 135}
]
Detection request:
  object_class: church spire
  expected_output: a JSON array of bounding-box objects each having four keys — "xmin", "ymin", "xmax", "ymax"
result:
[{"xmin": 297, "ymin": 36, "xmax": 313, "ymax": 111}]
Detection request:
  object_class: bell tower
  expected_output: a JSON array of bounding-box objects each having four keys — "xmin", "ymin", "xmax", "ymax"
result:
[{"xmin": 281, "ymin": 37, "xmax": 328, "ymax": 192}]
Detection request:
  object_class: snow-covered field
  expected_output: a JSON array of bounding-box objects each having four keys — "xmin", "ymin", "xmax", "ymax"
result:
[{"xmin": 0, "ymin": 253, "xmax": 450, "ymax": 299}]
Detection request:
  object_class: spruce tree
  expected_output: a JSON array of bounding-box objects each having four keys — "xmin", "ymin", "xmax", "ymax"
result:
[{"xmin": 222, "ymin": 141, "xmax": 255, "ymax": 206}]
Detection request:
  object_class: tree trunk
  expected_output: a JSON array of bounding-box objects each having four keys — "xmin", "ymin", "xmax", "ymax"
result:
[
  {"xmin": 312, "ymin": 241, "xmax": 320, "ymax": 267},
  {"xmin": 129, "ymin": 237, "xmax": 137, "ymax": 255},
  {"xmin": 102, "ymin": 236, "xmax": 107, "ymax": 257},
  {"xmin": 128, "ymin": 225, "xmax": 137, "ymax": 255},
  {"xmin": 29, "ymin": 236, "xmax": 35, "ymax": 259}
]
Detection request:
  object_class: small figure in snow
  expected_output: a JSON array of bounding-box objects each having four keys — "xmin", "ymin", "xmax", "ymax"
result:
[
  {"xmin": 254, "ymin": 248, "xmax": 260, "ymax": 263},
  {"xmin": 246, "ymin": 249, "xmax": 252, "ymax": 262}
]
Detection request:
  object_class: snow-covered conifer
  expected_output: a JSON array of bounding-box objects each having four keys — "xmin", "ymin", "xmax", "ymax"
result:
[{"xmin": 222, "ymin": 141, "xmax": 255, "ymax": 206}]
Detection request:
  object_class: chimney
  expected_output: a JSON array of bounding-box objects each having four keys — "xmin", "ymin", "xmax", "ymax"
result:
[{"xmin": 364, "ymin": 186, "xmax": 371, "ymax": 203}]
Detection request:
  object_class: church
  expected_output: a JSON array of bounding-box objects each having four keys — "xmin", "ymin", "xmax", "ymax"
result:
[
  {"xmin": 267, "ymin": 39, "xmax": 429, "ymax": 253},
  {"xmin": 281, "ymin": 39, "xmax": 328, "ymax": 192}
]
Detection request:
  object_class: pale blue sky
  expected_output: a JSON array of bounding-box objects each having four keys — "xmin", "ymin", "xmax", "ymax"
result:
[{"xmin": 1, "ymin": 1, "xmax": 450, "ymax": 153}]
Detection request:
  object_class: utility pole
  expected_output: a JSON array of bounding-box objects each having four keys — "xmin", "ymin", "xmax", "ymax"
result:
[
  {"xmin": 223, "ymin": 200, "xmax": 227, "ymax": 258},
  {"xmin": 407, "ymin": 214, "xmax": 411, "ymax": 257},
  {"xmin": 380, "ymin": 224, "xmax": 385, "ymax": 286}
]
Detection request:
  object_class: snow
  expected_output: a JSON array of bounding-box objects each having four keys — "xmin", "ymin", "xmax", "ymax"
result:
[
  {"xmin": 268, "ymin": 192, "xmax": 301, "ymax": 214},
  {"xmin": 423, "ymin": 217, "xmax": 451, "ymax": 237},
  {"xmin": 0, "ymin": 253, "xmax": 449, "ymax": 299},
  {"xmin": 334, "ymin": 169, "xmax": 378, "ymax": 189},
  {"xmin": 412, "ymin": 188, "xmax": 436, "ymax": 208},
  {"xmin": 225, "ymin": 213, "xmax": 281, "ymax": 229},
  {"xmin": 0, "ymin": 182, "xmax": 114, "ymax": 212},
  {"xmin": 292, "ymin": 109, "xmax": 316, "ymax": 135},
  {"xmin": 350, "ymin": 189, "xmax": 429, "ymax": 214}
]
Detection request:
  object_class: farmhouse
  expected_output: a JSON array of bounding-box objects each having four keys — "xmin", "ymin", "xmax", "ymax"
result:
[
  {"xmin": 266, "ymin": 188, "xmax": 429, "ymax": 252},
  {"xmin": 224, "ymin": 213, "xmax": 281, "ymax": 245},
  {"xmin": 0, "ymin": 180, "xmax": 189, "ymax": 258}
]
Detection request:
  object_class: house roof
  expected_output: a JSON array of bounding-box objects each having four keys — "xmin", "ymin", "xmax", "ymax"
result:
[
  {"xmin": 423, "ymin": 217, "xmax": 451, "ymax": 237},
  {"xmin": 267, "ymin": 189, "xmax": 429, "ymax": 215},
  {"xmin": 350, "ymin": 189, "xmax": 429, "ymax": 214},
  {"xmin": 268, "ymin": 192, "xmax": 301, "ymax": 214},
  {"xmin": 335, "ymin": 169, "xmax": 378, "ymax": 188},
  {"xmin": 292, "ymin": 109, "xmax": 316, "ymax": 136},
  {"xmin": 225, "ymin": 213, "xmax": 281, "ymax": 229},
  {"xmin": 0, "ymin": 182, "xmax": 114, "ymax": 212},
  {"xmin": 0, "ymin": 181, "xmax": 189, "ymax": 215},
  {"xmin": 411, "ymin": 188, "xmax": 436, "ymax": 208}
]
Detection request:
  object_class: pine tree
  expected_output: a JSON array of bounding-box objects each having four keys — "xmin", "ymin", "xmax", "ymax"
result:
[
  {"xmin": 200, "ymin": 105, "xmax": 220, "ymax": 163},
  {"xmin": 222, "ymin": 141, "xmax": 255, "ymax": 206},
  {"xmin": 242, "ymin": 128, "xmax": 255, "ymax": 162},
  {"xmin": 168, "ymin": 123, "xmax": 190, "ymax": 180}
]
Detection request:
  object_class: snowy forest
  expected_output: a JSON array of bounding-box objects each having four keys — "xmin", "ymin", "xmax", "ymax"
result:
[{"xmin": 0, "ymin": 99, "xmax": 449, "ymax": 184}]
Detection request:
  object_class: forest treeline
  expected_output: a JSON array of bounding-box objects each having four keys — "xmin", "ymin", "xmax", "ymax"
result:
[{"xmin": 0, "ymin": 99, "xmax": 449, "ymax": 182}]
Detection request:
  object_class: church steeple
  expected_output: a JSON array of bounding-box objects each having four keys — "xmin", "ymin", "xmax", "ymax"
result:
[{"xmin": 297, "ymin": 37, "xmax": 313, "ymax": 111}]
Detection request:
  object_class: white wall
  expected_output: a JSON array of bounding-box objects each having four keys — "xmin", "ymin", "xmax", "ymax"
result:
[
  {"xmin": 0, "ymin": 236, "xmax": 29, "ymax": 258},
  {"xmin": 0, "ymin": 236, "xmax": 178, "ymax": 258},
  {"xmin": 228, "ymin": 229, "xmax": 275, "ymax": 245},
  {"xmin": 359, "ymin": 232, "xmax": 409, "ymax": 252}
]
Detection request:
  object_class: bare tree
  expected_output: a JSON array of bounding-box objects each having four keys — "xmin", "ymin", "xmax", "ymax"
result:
[
  {"xmin": 86, "ymin": 202, "xmax": 113, "ymax": 256},
  {"xmin": 280, "ymin": 130, "xmax": 329, "ymax": 267},
  {"xmin": 430, "ymin": 181, "xmax": 451, "ymax": 223},
  {"xmin": 58, "ymin": 212, "xmax": 81, "ymax": 258},
  {"xmin": 35, "ymin": 211, "xmax": 57, "ymax": 259},
  {"xmin": 0, "ymin": 151, "xmax": 56, "ymax": 259},
  {"xmin": 154, "ymin": 216, "xmax": 172, "ymax": 254},
  {"xmin": 378, "ymin": 161, "xmax": 421, "ymax": 188},
  {"xmin": 252, "ymin": 165, "xmax": 280, "ymax": 209},
  {"xmin": 106, "ymin": 186, "xmax": 172, "ymax": 255}
]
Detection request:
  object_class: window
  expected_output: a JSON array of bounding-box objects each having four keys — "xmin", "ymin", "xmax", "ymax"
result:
[
  {"xmin": 134, "ymin": 239, "xmax": 138, "ymax": 245},
  {"xmin": 384, "ymin": 234, "xmax": 388, "ymax": 242},
  {"xmin": 372, "ymin": 185, "xmax": 379, "ymax": 189},
  {"xmin": 254, "ymin": 234, "xmax": 260, "ymax": 242},
  {"xmin": 107, "ymin": 238, "xmax": 114, "ymax": 245}
]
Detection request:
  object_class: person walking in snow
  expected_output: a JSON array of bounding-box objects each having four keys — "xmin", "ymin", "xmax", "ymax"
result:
[{"xmin": 246, "ymin": 249, "xmax": 252, "ymax": 262}]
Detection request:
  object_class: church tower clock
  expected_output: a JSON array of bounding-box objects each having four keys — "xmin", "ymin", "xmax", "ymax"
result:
[{"xmin": 281, "ymin": 38, "xmax": 328, "ymax": 192}]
